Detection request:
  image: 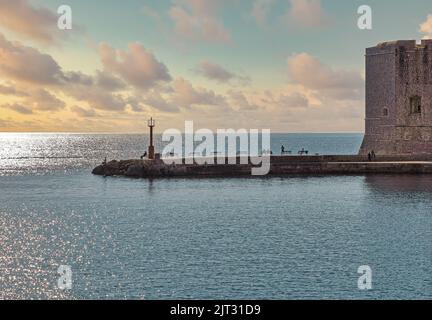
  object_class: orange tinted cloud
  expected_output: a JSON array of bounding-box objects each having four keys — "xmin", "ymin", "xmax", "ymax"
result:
[
  {"xmin": 287, "ymin": 53, "xmax": 363, "ymax": 100},
  {"xmin": 168, "ymin": 0, "xmax": 231, "ymax": 43},
  {"xmin": 171, "ymin": 77, "xmax": 225, "ymax": 108},
  {"xmin": 1, "ymin": 103, "xmax": 33, "ymax": 114},
  {"xmin": 0, "ymin": 0, "xmax": 61, "ymax": 44},
  {"xmin": 0, "ymin": 33, "xmax": 64, "ymax": 84},
  {"xmin": 99, "ymin": 42, "xmax": 172, "ymax": 90},
  {"xmin": 420, "ymin": 15, "xmax": 432, "ymax": 38},
  {"xmin": 286, "ymin": 0, "xmax": 328, "ymax": 28}
]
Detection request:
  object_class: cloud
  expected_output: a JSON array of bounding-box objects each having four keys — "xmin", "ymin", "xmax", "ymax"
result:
[
  {"xmin": 99, "ymin": 42, "xmax": 171, "ymax": 90},
  {"xmin": 70, "ymin": 105, "xmax": 97, "ymax": 118},
  {"xmin": 64, "ymin": 71, "xmax": 93, "ymax": 86},
  {"xmin": 0, "ymin": 87, "xmax": 65, "ymax": 114},
  {"xmin": 0, "ymin": 18, "xmax": 236, "ymax": 125},
  {"xmin": 227, "ymin": 90, "xmax": 259, "ymax": 110},
  {"xmin": 195, "ymin": 60, "xmax": 233, "ymax": 82},
  {"xmin": 168, "ymin": 0, "xmax": 231, "ymax": 43},
  {"xmin": 1, "ymin": 103, "xmax": 33, "ymax": 114},
  {"xmin": 0, "ymin": 0, "xmax": 63, "ymax": 45},
  {"xmin": 64, "ymin": 85, "xmax": 127, "ymax": 111},
  {"xmin": 286, "ymin": 0, "xmax": 328, "ymax": 28},
  {"xmin": 172, "ymin": 77, "xmax": 225, "ymax": 108},
  {"xmin": 7, "ymin": 32, "xmax": 157, "ymax": 113},
  {"xmin": 129, "ymin": 76, "xmax": 236, "ymax": 113},
  {"xmin": 275, "ymin": 92, "xmax": 309, "ymax": 108},
  {"xmin": 420, "ymin": 15, "xmax": 432, "ymax": 38},
  {"xmin": 194, "ymin": 60, "xmax": 250, "ymax": 85},
  {"xmin": 29, "ymin": 89, "xmax": 66, "ymax": 111},
  {"xmin": 0, "ymin": 33, "xmax": 137, "ymax": 113},
  {"xmin": 287, "ymin": 53, "xmax": 363, "ymax": 100},
  {"xmin": 0, "ymin": 118, "xmax": 13, "ymax": 127},
  {"xmin": 0, "ymin": 83, "xmax": 28, "ymax": 96},
  {"xmin": 62, "ymin": 71, "xmax": 136, "ymax": 112},
  {"xmin": 0, "ymin": 33, "xmax": 64, "ymax": 85},
  {"xmin": 251, "ymin": 0, "xmax": 275, "ymax": 27},
  {"xmin": 144, "ymin": 90, "xmax": 178, "ymax": 113},
  {"xmin": 228, "ymin": 89, "xmax": 309, "ymax": 113},
  {"xmin": 95, "ymin": 70, "xmax": 126, "ymax": 91}
]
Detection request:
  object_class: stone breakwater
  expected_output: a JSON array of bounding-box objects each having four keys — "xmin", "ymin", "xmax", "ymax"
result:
[{"xmin": 92, "ymin": 155, "xmax": 432, "ymax": 178}]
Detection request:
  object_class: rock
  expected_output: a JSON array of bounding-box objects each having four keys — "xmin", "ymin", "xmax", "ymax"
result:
[
  {"xmin": 92, "ymin": 160, "xmax": 129, "ymax": 176},
  {"xmin": 125, "ymin": 164, "xmax": 144, "ymax": 177},
  {"xmin": 92, "ymin": 165, "xmax": 105, "ymax": 175}
]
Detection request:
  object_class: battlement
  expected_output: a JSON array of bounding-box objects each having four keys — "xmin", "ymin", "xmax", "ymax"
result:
[
  {"xmin": 421, "ymin": 39, "xmax": 432, "ymax": 47},
  {"xmin": 377, "ymin": 40, "xmax": 416, "ymax": 49},
  {"xmin": 367, "ymin": 39, "xmax": 432, "ymax": 56}
]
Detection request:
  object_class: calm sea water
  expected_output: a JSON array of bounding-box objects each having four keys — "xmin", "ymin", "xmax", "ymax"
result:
[{"xmin": 0, "ymin": 133, "xmax": 430, "ymax": 300}]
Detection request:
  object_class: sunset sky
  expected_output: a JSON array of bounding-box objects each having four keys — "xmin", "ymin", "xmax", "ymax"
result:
[{"xmin": 1, "ymin": 0, "xmax": 432, "ymax": 133}]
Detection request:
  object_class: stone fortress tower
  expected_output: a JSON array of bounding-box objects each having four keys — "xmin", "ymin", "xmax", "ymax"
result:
[{"xmin": 359, "ymin": 40, "xmax": 432, "ymax": 155}]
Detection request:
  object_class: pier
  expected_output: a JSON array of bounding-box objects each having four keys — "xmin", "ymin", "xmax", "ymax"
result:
[{"xmin": 92, "ymin": 155, "xmax": 432, "ymax": 178}]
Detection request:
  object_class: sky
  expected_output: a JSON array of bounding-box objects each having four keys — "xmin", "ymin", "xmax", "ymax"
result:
[{"xmin": 0, "ymin": 0, "xmax": 432, "ymax": 133}]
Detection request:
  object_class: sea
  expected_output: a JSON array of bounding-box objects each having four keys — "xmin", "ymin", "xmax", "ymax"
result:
[{"xmin": 0, "ymin": 133, "xmax": 430, "ymax": 299}]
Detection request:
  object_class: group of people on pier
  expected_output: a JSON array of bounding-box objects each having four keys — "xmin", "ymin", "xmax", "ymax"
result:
[{"xmin": 281, "ymin": 145, "xmax": 309, "ymax": 155}]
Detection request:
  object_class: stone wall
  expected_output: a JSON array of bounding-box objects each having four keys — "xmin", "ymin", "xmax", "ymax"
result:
[
  {"xmin": 92, "ymin": 156, "xmax": 432, "ymax": 178},
  {"xmin": 360, "ymin": 40, "xmax": 432, "ymax": 155}
]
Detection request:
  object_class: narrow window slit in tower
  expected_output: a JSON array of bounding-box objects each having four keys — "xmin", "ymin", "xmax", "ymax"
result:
[{"xmin": 409, "ymin": 96, "xmax": 422, "ymax": 114}]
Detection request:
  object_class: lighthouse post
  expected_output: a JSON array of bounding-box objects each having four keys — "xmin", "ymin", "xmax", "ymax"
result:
[{"xmin": 148, "ymin": 117, "xmax": 155, "ymax": 160}]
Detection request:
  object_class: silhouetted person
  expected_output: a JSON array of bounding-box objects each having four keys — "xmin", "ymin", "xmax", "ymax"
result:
[
  {"xmin": 371, "ymin": 150, "xmax": 376, "ymax": 160},
  {"xmin": 368, "ymin": 152, "xmax": 372, "ymax": 162},
  {"xmin": 281, "ymin": 145, "xmax": 285, "ymax": 154}
]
